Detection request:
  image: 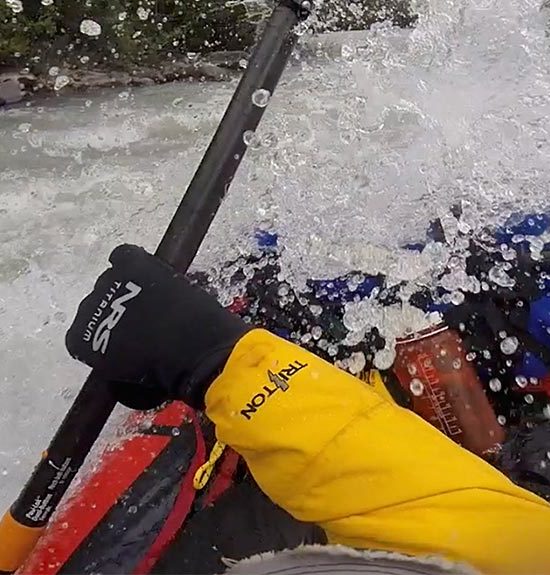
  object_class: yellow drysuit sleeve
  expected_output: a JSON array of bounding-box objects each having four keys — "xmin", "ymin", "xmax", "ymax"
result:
[{"xmin": 205, "ymin": 329, "xmax": 550, "ymax": 575}]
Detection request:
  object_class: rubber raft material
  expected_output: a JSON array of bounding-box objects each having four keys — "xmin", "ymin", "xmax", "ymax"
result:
[
  {"xmin": 18, "ymin": 401, "xmax": 323, "ymax": 575},
  {"xmin": 18, "ymin": 402, "xmax": 197, "ymax": 574}
]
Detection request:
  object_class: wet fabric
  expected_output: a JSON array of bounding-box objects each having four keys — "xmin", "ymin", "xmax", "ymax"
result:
[
  {"xmin": 152, "ymin": 475, "xmax": 325, "ymax": 574},
  {"xmin": 207, "ymin": 329, "xmax": 550, "ymax": 575},
  {"xmin": 496, "ymin": 422, "xmax": 550, "ymax": 502}
]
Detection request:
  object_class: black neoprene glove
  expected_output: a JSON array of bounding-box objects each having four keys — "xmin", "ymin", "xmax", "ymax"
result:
[{"xmin": 65, "ymin": 244, "xmax": 251, "ymax": 410}]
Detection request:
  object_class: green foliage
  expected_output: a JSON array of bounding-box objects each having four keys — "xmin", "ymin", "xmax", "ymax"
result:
[
  {"xmin": 0, "ymin": 0, "xmax": 257, "ymax": 70},
  {"xmin": 0, "ymin": 2, "xmax": 58, "ymax": 67},
  {"xmin": 0, "ymin": 0, "xmax": 416, "ymax": 72}
]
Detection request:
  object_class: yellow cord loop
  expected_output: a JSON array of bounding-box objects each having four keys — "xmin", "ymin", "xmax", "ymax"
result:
[{"xmin": 193, "ymin": 440, "xmax": 226, "ymax": 491}]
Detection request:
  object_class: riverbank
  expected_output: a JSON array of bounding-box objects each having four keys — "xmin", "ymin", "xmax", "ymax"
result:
[
  {"xmin": 0, "ymin": 27, "xmax": 417, "ymax": 107},
  {"xmin": 0, "ymin": 0, "xmax": 418, "ymax": 106},
  {"xmin": 0, "ymin": 50, "xmax": 248, "ymax": 106}
]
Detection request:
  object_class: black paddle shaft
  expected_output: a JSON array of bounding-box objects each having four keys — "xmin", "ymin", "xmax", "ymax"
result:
[{"xmin": 8, "ymin": 0, "xmax": 309, "ymax": 533}]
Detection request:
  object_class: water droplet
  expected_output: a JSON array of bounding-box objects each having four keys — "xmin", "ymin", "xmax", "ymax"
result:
[
  {"xmin": 497, "ymin": 415, "xmax": 507, "ymax": 426},
  {"xmin": 239, "ymin": 58, "xmax": 248, "ymax": 69},
  {"xmin": 452, "ymin": 358, "xmax": 462, "ymax": 370},
  {"xmin": 466, "ymin": 351, "xmax": 476, "ymax": 362},
  {"xmin": 118, "ymin": 11, "xmax": 127, "ymax": 21},
  {"xmin": 515, "ymin": 375, "xmax": 528, "ymax": 388},
  {"xmin": 171, "ymin": 427, "xmax": 181, "ymax": 436},
  {"xmin": 54, "ymin": 75, "xmax": 71, "ymax": 91},
  {"xmin": 346, "ymin": 352, "xmax": 366, "ymax": 375},
  {"xmin": 242, "ymin": 130, "xmax": 261, "ymax": 149},
  {"xmin": 489, "ymin": 378, "xmax": 502, "ymax": 392},
  {"xmin": 128, "ymin": 505, "xmax": 138, "ymax": 514},
  {"xmin": 300, "ymin": 333, "xmax": 312, "ymax": 344},
  {"xmin": 79, "ymin": 19, "xmax": 102, "ymax": 36},
  {"xmin": 502, "ymin": 247, "xmax": 516, "ymax": 261},
  {"xmin": 346, "ymin": 275, "xmax": 363, "ymax": 292},
  {"xmin": 6, "ymin": 0, "xmax": 23, "ymax": 12},
  {"xmin": 529, "ymin": 236, "xmax": 545, "ymax": 252},
  {"xmin": 500, "ymin": 336, "xmax": 519, "ymax": 355},
  {"xmin": 488, "ymin": 265, "xmax": 515, "ymax": 288},
  {"xmin": 252, "ymin": 88, "xmax": 271, "ymax": 108},
  {"xmin": 341, "ymin": 44, "xmax": 356, "ymax": 62},
  {"xmin": 79, "ymin": 55, "xmax": 90, "ymax": 64},
  {"xmin": 450, "ymin": 291, "xmax": 465, "ymax": 305},
  {"xmin": 327, "ymin": 344, "xmax": 338, "ymax": 357},
  {"xmin": 48, "ymin": 66, "xmax": 60, "ymax": 77},
  {"xmin": 294, "ymin": 19, "xmax": 310, "ymax": 36},
  {"xmin": 17, "ymin": 122, "xmax": 31, "ymax": 133},
  {"xmin": 61, "ymin": 522, "xmax": 69, "ymax": 529},
  {"xmin": 309, "ymin": 305, "xmax": 323, "ymax": 317},
  {"xmin": 137, "ymin": 6, "xmax": 150, "ymax": 20},
  {"xmin": 311, "ymin": 326, "xmax": 322, "ymax": 340},
  {"xmin": 457, "ymin": 219, "xmax": 471, "ymax": 234},
  {"xmin": 372, "ymin": 346, "xmax": 396, "ymax": 370},
  {"xmin": 482, "ymin": 349, "xmax": 491, "ymax": 359},
  {"xmin": 407, "ymin": 364, "xmax": 417, "ymax": 375},
  {"xmin": 1, "ymin": 469, "xmax": 8, "ymax": 476},
  {"xmin": 410, "ymin": 379, "xmax": 424, "ymax": 396},
  {"xmin": 524, "ymin": 394, "xmax": 534, "ymax": 404},
  {"xmin": 278, "ymin": 283, "xmax": 289, "ymax": 297},
  {"xmin": 262, "ymin": 132, "xmax": 278, "ymax": 148},
  {"xmin": 41, "ymin": 0, "xmax": 53, "ymax": 5}
]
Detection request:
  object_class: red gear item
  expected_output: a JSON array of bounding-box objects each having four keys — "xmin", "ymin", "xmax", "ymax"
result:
[{"xmin": 393, "ymin": 324, "xmax": 505, "ymax": 457}]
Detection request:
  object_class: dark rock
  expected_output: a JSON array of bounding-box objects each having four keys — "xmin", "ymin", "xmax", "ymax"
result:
[
  {"xmin": 205, "ymin": 51, "xmax": 249, "ymax": 70},
  {"xmin": 158, "ymin": 61, "xmax": 196, "ymax": 81},
  {"xmin": 131, "ymin": 67, "xmax": 165, "ymax": 83},
  {"xmin": 180, "ymin": 62, "xmax": 233, "ymax": 82},
  {"xmin": 131, "ymin": 77, "xmax": 156, "ymax": 87},
  {"xmin": 0, "ymin": 78, "xmax": 23, "ymax": 105},
  {"xmin": 70, "ymin": 70, "xmax": 132, "ymax": 90},
  {"xmin": 0, "ymin": 72, "xmax": 36, "ymax": 104}
]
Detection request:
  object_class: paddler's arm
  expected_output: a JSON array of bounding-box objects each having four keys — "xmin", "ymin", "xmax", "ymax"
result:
[
  {"xmin": 206, "ymin": 329, "xmax": 550, "ymax": 575},
  {"xmin": 66, "ymin": 245, "xmax": 550, "ymax": 575}
]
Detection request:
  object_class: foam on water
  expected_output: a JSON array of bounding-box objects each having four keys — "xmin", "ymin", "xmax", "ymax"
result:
[
  {"xmin": 2, "ymin": 0, "xmax": 550, "ymax": 511},
  {"xmin": 271, "ymin": 0, "xmax": 550, "ymax": 284}
]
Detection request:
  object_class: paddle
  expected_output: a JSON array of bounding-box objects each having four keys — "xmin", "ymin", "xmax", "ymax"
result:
[{"xmin": 0, "ymin": 1, "xmax": 311, "ymax": 571}]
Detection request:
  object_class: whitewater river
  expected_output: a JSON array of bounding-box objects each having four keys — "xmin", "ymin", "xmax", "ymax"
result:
[{"xmin": 1, "ymin": 0, "xmax": 550, "ymax": 511}]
